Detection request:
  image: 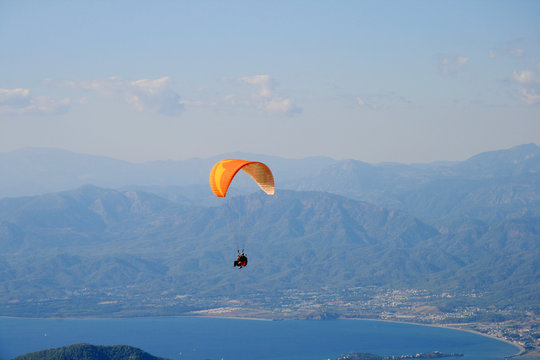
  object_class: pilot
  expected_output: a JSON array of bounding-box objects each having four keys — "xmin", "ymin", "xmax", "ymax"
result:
[{"xmin": 233, "ymin": 250, "xmax": 248, "ymax": 269}]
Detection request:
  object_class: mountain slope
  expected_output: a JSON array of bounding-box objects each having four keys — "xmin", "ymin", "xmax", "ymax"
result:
[
  {"xmin": 1, "ymin": 186, "xmax": 538, "ymax": 315},
  {"xmin": 1, "ymin": 144, "xmax": 539, "ymax": 226},
  {"xmin": 294, "ymin": 144, "xmax": 540, "ymax": 223}
]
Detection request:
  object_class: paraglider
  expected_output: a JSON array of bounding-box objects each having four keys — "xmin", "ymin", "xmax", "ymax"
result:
[
  {"xmin": 234, "ymin": 250, "xmax": 248, "ymax": 269},
  {"xmin": 209, "ymin": 159, "xmax": 275, "ymax": 197},
  {"xmin": 209, "ymin": 159, "xmax": 275, "ymax": 269}
]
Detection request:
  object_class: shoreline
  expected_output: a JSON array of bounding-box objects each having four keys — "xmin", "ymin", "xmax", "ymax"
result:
[
  {"xmin": 341, "ymin": 317, "xmax": 527, "ymax": 357},
  {"xmin": 176, "ymin": 313, "xmax": 527, "ymax": 356},
  {"xmin": 0, "ymin": 314, "xmax": 529, "ymax": 357}
]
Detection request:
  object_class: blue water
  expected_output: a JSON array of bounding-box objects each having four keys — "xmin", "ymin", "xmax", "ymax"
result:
[{"xmin": 0, "ymin": 317, "xmax": 518, "ymax": 360}]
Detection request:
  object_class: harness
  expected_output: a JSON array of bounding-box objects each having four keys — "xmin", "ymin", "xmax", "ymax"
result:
[{"xmin": 237, "ymin": 255, "xmax": 248, "ymax": 267}]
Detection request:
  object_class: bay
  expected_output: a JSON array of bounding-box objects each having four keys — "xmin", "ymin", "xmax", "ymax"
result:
[{"xmin": 0, "ymin": 317, "xmax": 518, "ymax": 360}]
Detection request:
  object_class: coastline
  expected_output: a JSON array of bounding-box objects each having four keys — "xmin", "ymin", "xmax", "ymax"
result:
[
  {"xmin": 0, "ymin": 314, "xmax": 529, "ymax": 357},
  {"xmin": 436, "ymin": 324, "xmax": 528, "ymax": 358},
  {"xmin": 176, "ymin": 313, "xmax": 527, "ymax": 356},
  {"xmin": 181, "ymin": 314, "xmax": 528, "ymax": 358},
  {"xmin": 340, "ymin": 317, "xmax": 527, "ymax": 358}
]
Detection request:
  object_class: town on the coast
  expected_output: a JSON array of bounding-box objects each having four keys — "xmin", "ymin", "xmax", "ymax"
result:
[
  {"xmin": 185, "ymin": 287, "xmax": 540, "ymax": 356},
  {"xmin": 335, "ymin": 350, "xmax": 464, "ymax": 360},
  {"xmin": 5, "ymin": 286, "xmax": 539, "ymax": 357}
]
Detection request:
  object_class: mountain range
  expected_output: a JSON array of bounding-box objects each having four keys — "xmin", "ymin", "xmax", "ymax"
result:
[
  {"xmin": 2, "ymin": 144, "xmax": 539, "ymax": 223},
  {"xmin": 0, "ymin": 144, "xmax": 539, "ymax": 316}
]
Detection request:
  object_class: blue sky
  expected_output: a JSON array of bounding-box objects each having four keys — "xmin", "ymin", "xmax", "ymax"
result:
[{"xmin": 1, "ymin": 0, "xmax": 539, "ymax": 163}]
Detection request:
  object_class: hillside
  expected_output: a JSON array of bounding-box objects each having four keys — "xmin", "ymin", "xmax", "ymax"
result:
[
  {"xmin": 293, "ymin": 143, "xmax": 540, "ymax": 224},
  {"xmin": 1, "ymin": 144, "xmax": 538, "ymax": 224},
  {"xmin": 0, "ymin": 188, "xmax": 441, "ymax": 292},
  {"xmin": 12, "ymin": 344, "xmax": 171, "ymax": 360},
  {"xmin": 0, "ymin": 144, "xmax": 539, "ymax": 317},
  {"xmin": 1, "ymin": 185, "xmax": 538, "ymax": 316}
]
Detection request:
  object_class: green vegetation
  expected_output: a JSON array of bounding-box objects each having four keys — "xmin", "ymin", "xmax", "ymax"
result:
[
  {"xmin": 0, "ymin": 144, "xmax": 539, "ymax": 317},
  {"xmin": 12, "ymin": 344, "xmax": 171, "ymax": 360}
]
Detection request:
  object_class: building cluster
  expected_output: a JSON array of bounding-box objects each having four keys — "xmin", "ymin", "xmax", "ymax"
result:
[{"xmin": 4, "ymin": 285, "xmax": 539, "ymax": 354}]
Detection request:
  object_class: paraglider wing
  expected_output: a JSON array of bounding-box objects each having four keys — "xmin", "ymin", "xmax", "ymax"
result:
[{"xmin": 209, "ymin": 159, "xmax": 275, "ymax": 197}]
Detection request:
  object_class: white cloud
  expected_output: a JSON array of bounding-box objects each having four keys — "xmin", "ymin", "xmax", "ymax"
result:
[
  {"xmin": 265, "ymin": 97, "xmax": 301, "ymax": 115},
  {"xmin": 506, "ymin": 48, "xmax": 524, "ymax": 57},
  {"xmin": 224, "ymin": 94, "xmax": 237, "ymax": 106},
  {"xmin": 240, "ymin": 74, "xmax": 273, "ymax": 98},
  {"xmin": 457, "ymin": 56, "xmax": 469, "ymax": 65},
  {"xmin": 131, "ymin": 77, "xmax": 171, "ymax": 94},
  {"xmin": 509, "ymin": 67, "xmax": 540, "ymax": 105},
  {"xmin": 519, "ymin": 88, "xmax": 540, "ymax": 105},
  {"xmin": 357, "ymin": 96, "xmax": 383, "ymax": 109},
  {"xmin": 0, "ymin": 88, "xmax": 30, "ymax": 105},
  {"xmin": 61, "ymin": 74, "xmax": 300, "ymax": 116},
  {"xmin": 61, "ymin": 76, "xmax": 184, "ymax": 116},
  {"xmin": 238, "ymin": 74, "xmax": 301, "ymax": 115},
  {"xmin": 491, "ymin": 47, "xmax": 525, "ymax": 58},
  {"xmin": 439, "ymin": 54, "xmax": 469, "ymax": 75},
  {"xmin": 0, "ymin": 88, "xmax": 70, "ymax": 116},
  {"xmin": 239, "ymin": 74, "xmax": 269, "ymax": 86},
  {"xmin": 512, "ymin": 70, "xmax": 534, "ymax": 84}
]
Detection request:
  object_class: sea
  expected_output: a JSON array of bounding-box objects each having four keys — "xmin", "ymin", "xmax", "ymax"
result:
[{"xmin": 0, "ymin": 317, "xmax": 519, "ymax": 360}]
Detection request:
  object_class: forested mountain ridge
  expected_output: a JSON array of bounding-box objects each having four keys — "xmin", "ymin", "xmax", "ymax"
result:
[
  {"xmin": 1, "ymin": 186, "xmax": 538, "ymax": 315},
  {"xmin": 0, "ymin": 144, "xmax": 538, "ymax": 316}
]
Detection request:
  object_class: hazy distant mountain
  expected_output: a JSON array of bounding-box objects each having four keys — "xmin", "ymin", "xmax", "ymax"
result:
[
  {"xmin": 1, "ymin": 144, "xmax": 539, "ymax": 316},
  {"xmin": 0, "ymin": 147, "xmax": 335, "ymax": 199},
  {"xmin": 12, "ymin": 344, "xmax": 171, "ymax": 360},
  {"xmin": 1, "ymin": 144, "xmax": 538, "ymax": 224},
  {"xmin": 457, "ymin": 143, "xmax": 540, "ymax": 177},
  {"xmin": 292, "ymin": 143, "xmax": 540, "ymax": 224}
]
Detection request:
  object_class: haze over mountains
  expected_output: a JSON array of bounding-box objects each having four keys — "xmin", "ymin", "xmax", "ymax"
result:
[
  {"xmin": 0, "ymin": 147, "xmax": 335, "ymax": 202},
  {"xmin": 2, "ymin": 144, "xmax": 539, "ymax": 220},
  {"xmin": 0, "ymin": 144, "xmax": 539, "ymax": 316}
]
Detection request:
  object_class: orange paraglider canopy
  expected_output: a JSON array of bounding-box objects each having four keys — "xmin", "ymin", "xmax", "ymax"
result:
[{"xmin": 209, "ymin": 159, "xmax": 275, "ymax": 197}]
